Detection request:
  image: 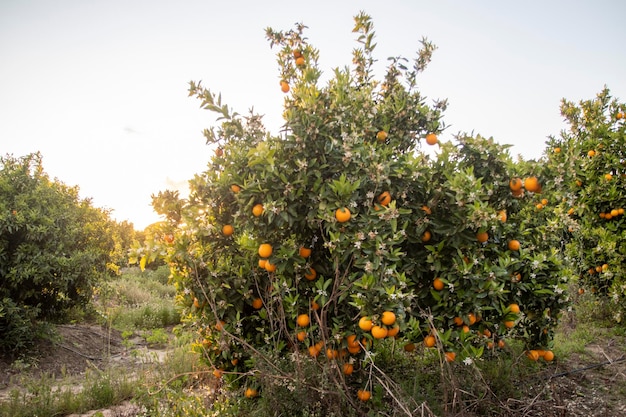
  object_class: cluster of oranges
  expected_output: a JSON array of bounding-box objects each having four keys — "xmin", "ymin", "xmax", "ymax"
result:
[
  {"xmin": 509, "ymin": 176, "xmax": 542, "ymax": 197},
  {"xmin": 358, "ymin": 311, "xmax": 400, "ymax": 340},
  {"xmin": 599, "ymin": 207, "xmax": 624, "ymax": 220}
]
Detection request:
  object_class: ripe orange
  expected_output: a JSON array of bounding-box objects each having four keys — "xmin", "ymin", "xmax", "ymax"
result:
[
  {"xmin": 296, "ymin": 330, "xmax": 307, "ymax": 342},
  {"xmin": 358, "ymin": 316, "xmax": 373, "ymax": 332},
  {"xmin": 346, "ymin": 334, "xmax": 359, "ymax": 348},
  {"xmin": 554, "ymin": 147, "xmax": 561, "ymax": 153},
  {"xmin": 376, "ymin": 131, "xmax": 388, "ymax": 141},
  {"xmin": 421, "ymin": 205, "xmax": 432, "ymax": 215},
  {"xmin": 425, "ymin": 133, "xmax": 438, "ymax": 145},
  {"xmin": 445, "ymin": 351, "xmax": 456, "ymax": 362},
  {"xmin": 422, "ymin": 230, "xmax": 432, "ymax": 242},
  {"xmin": 230, "ymin": 184, "xmax": 241, "ymax": 193},
  {"xmin": 423, "ymin": 335, "xmax": 436, "ymax": 348},
  {"xmin": 252, "ymin": 204, "xmax": 264, "ymax": 217},
  {"xmin": 280, "ymin": 80, "xmax": 290, "ymax": 93},
  {"xmin": 467, "ymin": 313, "xmax": 477, "ymax": 325},
  {"xmin": 213, "ymin": 368, "xmax": 224, "ymax": 378},
  {"xmin": 309, "ymin": 344, "xmax": 321, "ymax": 357},
  {"xmin": 377, "ymin": 191, "xmax": 392, "ymax": 206},
  {"xmin": 258, "ymin": 259, "xmax": 267, "ymax": 269},
  {"xmin": 504, "ymin": 320, "xmax": 515, "ymax": 329},
  {"xmin": 433, "ymin": 277, "xmax": 445, "ymax": 291},
  {"xmin": 222, "ymin": 224, "xmax": 234, "ymax": 236},
  {"xmin": 342, "ymin": 362, "xmax": 354, "ymax": 375},
  {"xmin": 296, "ymin": 314, "xmax": 310, "ymax": 327},
  {"xmin": 357, "ymin": 389, "xmax": 371, "ymax": 402},
  {"xmin": 258, "ymin": 243, "xmax": 273, "ymax": 258},
  {"xmin": 381, "ymin": 311, "xmax": 396, "ymax": 326},
  {"xmin": 497, "ymin": 210, "xmax": 507, "ymax": 222},
  {"xmin": 264, "ymin": 261, "xmax": 277, "ymax": 272},
  {"xmin": 509, "ymin": 178, "xmax": 523, "ymax": 192},
  {"xmin": 335, "ymin": 207, "xmax": 351, "ymax": 223},
  {"xmin": 588, "ymin": 149, "xmax": 596, "ymax": 157},
  {"xmin": 509, "ymin": 303, "xmax": 521, "ymax": 314},
  {"xmin": 252, "ymin": 298, "xmax": 263, "ymax": 309},
  {"xmin": 311, "ymin": 299, "xmax": 320, "ymax": 310},
  {"xmin": 617, "ymin": 112, "xmax": 624, "ymax": 120},
  {"xmin": 462, "ymin": 325, "xmax": 470, "ymax": 334},
  {"xmin": 304, "ymin": 267, "xmax": 317, "ymax": 281},
  {"xmin": 526, "ymin": 350, "xmax": 540, "ymax": 361},
  {"xmin": 386, "ymin": 325, "xmax": 400, "ymax": 337},
  {"xmin": 524, "ymin": 176, "xmax": 541, "ymax": 193},
  {"xmin": 611, "ymin": 209, "xmax": 619, "ymax": 217},
  {"xmin": 299, "ymin": 247, "xmax": 312, "ymax": 258},
  {"xmin": 295, "ymin": 56, "xmax": 305, "ymax": 66},
  {"xmin": 326, "ymin": 348, "xmax": 339, "ymax": 359},
  {"xmin": 498, "ymin": 339, "xmax": 506, "ymax": 349},
  {"xmin": 543, "ymin": 350, "xmax": 555, "ymax": 361},
  {"xmin": 215, "ymin": 147, "xmax": 224, "ymax": 157},
  {"xmin": 244, "ymin": 387, "xmax": 258, "ymax": 398},
  {"xmin": 371, "ymin": 325, "xmax": 388, "ymax": 339},
  {"xmin": 476, "ymin": 231, "xmax": 489, "ymax": 243},
  {"xmin": 453, "ymin": 316, "xmax": 464, "ymax": 326},
  {"xmin": 508, "ymin": 240, "xmax": 521, "ymax": 251},
  {"xmin": 541, "ymin": 198, "xmax": 548, "ymax": 206},
  {"xmin": 605, "ymin": 173, "xmax": 613, "ymax": 181}
]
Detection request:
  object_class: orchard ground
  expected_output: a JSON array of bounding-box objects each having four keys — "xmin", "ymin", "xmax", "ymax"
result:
[{"xmin": 0, "ymin": 293, "xmax": 624, "ymax": 417}]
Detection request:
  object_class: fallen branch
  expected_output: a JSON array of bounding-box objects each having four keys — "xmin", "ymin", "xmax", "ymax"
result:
[{"xmin": 549, "ymin": 355, "xmax": 626, "ymax": 379}]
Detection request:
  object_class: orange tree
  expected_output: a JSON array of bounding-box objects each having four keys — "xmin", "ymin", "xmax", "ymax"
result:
[
  {"xmin": 547, "ymin": 88, "xmax": 625, "ymax": 323},
  {"xmin": 145, "ymin": 14, "xmax": 569, "ymax": 412}
]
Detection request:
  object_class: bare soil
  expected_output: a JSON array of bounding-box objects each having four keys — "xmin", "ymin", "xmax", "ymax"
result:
[{"xmin": 0, "ymin": 323, "xmax": 625, "ymax": 417}]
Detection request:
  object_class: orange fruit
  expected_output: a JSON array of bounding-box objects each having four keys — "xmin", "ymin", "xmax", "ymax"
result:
[
  {"xmin": 252, "ymin": 204, "xmax": 264, "ymax": 217},
  {"xmin": 381, "ymin": 311, "xmax": 396, "ymax": 326},
  {"xmin": 483, "ymin": 328, "xmax": 492, "ymax": 338},
  {"xmin": 526, "ymin": 350, "xmax": 540, "ymax": 361},
  {"xmin": 342, "ymin": 363, "xmax": 354, "ymax": 375},
  {"xmin": 311, "ymin": 299, "xmax": 320, "ymax": 310},
  {"xmin": 578, "ymin": 288, "xmax": 585, "ymax": 295},
  {"xmin": 605, "ymin": 173, "xmax": 613, "ymax": 181},
  {"xmin": 602, "ymin": 263, "xmax": 609, "ymax": 272},
  {"xmin": 421, "ymin": 230, "xmax": 432, "ymax": 242},
  {"xmin": 230, "ymin": 184, "xmax": 241, "ymax": 193},
  {"xmin": 508, "ymin": 240, "xmax": 521, "ymax": 251},
  {"xmin": 403, "ymin": 342, "xmax": 416, "ymax": 352},
  {"xmin": 617, "ymin": 112, "xmax": 624, "ymax": 120},
  {"xmin": 358, "ymin": 316, "xmax": 373, "ymax": 332},
  {"xmin": 423, "ymin": 335, "xmax": 436, "ymax": 348},
  {"xmin": 213, "ymin": 368, "xmax": 224, "ymax": 378},
  {"xmin": 611, "ymin": 209, "xmax": 619, "ymax": 217},
  {"xmin": 576, "ymin": 179, "xmax": 583, "ymax": 187},
  {"xmin": 524, "ymin": 176, "xmax": 541, "ymax": 193},
  {"xmin": 509, "ymin": 303, "xmax": 521, "ymax": 314},
  {"xmin": 299, "ymin": 247, "xmax": 312, "ymax": 258},
  {"xmin": 304, "ymin": 267, "xmax": 317, "ymax": 281},
  {"xmin": 244, "ymin": 387, "xmax": 258, "ymax": 398},
  {"xmin": 222, "ymin": 224, "xmax": 234, "ymax": 236},
  {"xmin": 346, "ymin": 334, "xmax": 359, "ymax": 348},
  {"xmin": 295, "ymin": 56, "xmax": 305, "ymax": 66},
  {"xmin": 476, "ymin": 231, "xmax": 489, "ymax": 243},
  {"xmin": 377, "ymin": 191, "xmax": 392, "ymax": 206},
  {"xmin": 467, "ymin": 313, "xmax": 477, "ymax": 325},
  {"xmin": 497, "ymin": 210, "xmax": 507, "ymax": 222},
  {"xmin": 535, "ymin": 203, "xmax": 544, "ymax": 210},
  {"xmin": 386, "ymin": 325, "xmax": 400, "ymax": 338},
  {"xmin": 425, "ymin": 133, "xmax": 438, "ymax": 145},
  {"xmin": 258, "ymin": 259, "xmax": 267, "ymax": 269},
  {"xmin": 296, "ymin": 314, "xmax": 310, "ymax": 327},
  {"xmin": 445, "ymin": 352, "xmax": 456, "ymax": 362},
  {"xmin": 504, "ymin": 320, "xmax": 515, "ymax": 329},
  {"xmin": 376, "ymin": 131, "xmax": 388, "ymax": 141},
  {"xmin": 280, "ymin": 80, "xmax": 290, "ymax": 93},
  {"xmin": 258, "ymin": 243, "xmax": 273, "ymax": 258},
  {"xmin": 371, "ymin": 325, "xmax": 388, "ymax": 339},
  {"xmin": 264, "ymin": 261, "xmax": 277, "ymax": 272},
  {"xmin": 554, "ymin": 147, "xmax": 561, "ymax": 153},
  {"xmin": 462, "ymin": 325, "xmax": 470, "ymax": 334},
  {"xmin": 453, "ymin": 316, "xmax": 464, "ymax": 326},
  {"xmin": 214, "ymin": 147, "xmax": 224, "ymax": 157},
  {"xmin": 421, "ymin": 205, "xmax": 432, "ymax": 215},
  {"xmin": 498, "ymin": 339, "xmax": 506, "ymax": 349},
  {"xmin": 509, "ymin": 178, "xmax": 523, "ymax": 192},
  {"xmin": 357, "ymin": 389, "xmax": 371, "ymax": 402},
  {"xmin": 252, "ymin": 298, "xmax": 263, "ymax": 309},
  {"xmin": 588, "ymin": 149, "xmax": 596, "ymax": 157},
  {"xmin": 541, "ymin": 198, "xmax": 548, "ymax": 206},
  {"xmin": 543, "ymin": 350, "xmax": 555, "ymax": 361},
  {"xmin": 308, "ymin": 345, "xmax": 321, "ymax": 357},
  {"xmin": 296, "ymin": 330, "xmax": 307, "ymax": 342},
  {"xmin": 335, "ymin": 207, "xmax": 351, "ymax": 223},
  {"xmin": 433, "ymin": 277, "xmax": 445, "ymax": 291},
  {"xmin": 326, "ymin": 348, "xmax": 339, "ymax": 359}
]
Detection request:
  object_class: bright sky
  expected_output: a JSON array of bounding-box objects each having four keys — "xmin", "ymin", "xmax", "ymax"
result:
[{"xmin": 1, "ymin": 1, "xmax": 625, "ymax": 230}]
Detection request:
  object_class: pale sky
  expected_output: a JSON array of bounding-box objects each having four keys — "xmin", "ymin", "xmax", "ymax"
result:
[{"xmin": 1, "ymin": 1, "xmax": 625, "ymax": 230}]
